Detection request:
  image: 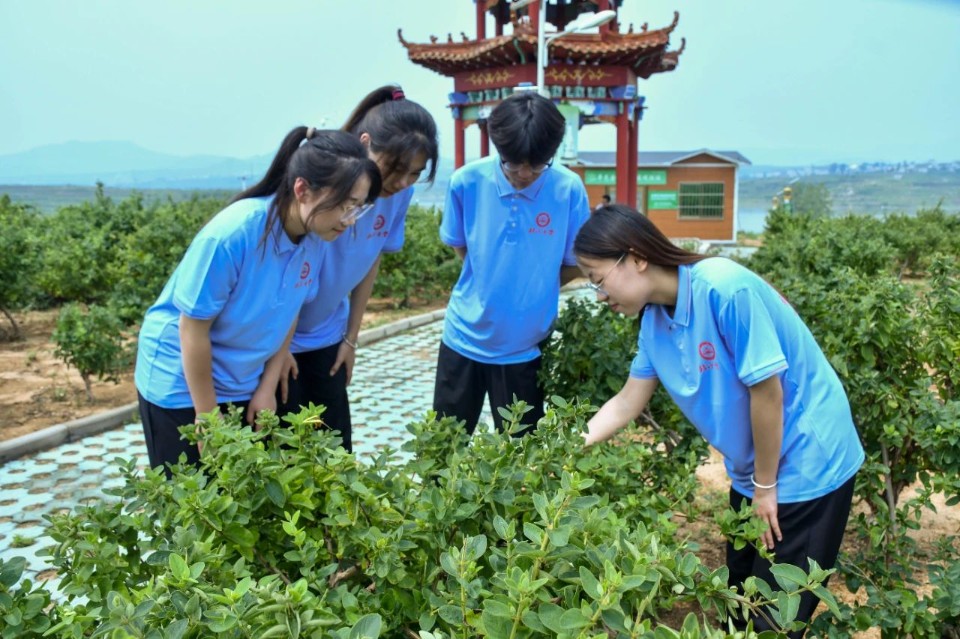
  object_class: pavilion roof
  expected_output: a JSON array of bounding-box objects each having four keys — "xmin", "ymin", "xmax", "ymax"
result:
[{"xmin": 398, "ymin": 11, "xmax": 683, "ymax": 79}]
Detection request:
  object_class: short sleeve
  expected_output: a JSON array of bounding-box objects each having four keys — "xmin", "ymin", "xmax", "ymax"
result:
[
  {"xmin": 629, "ymin": 321, "xmax": 657, "ymax": 379},
  {"xmin": 439, "ymin": 175, "xmax": 465, "ymax": 247},
  {"xmin": 172, "ymin": 234, "xmax": 240, "ymax": 320},
  {"xmin": 718, "ymin": 287, "xmax": 788, "ymax": 386},
  {"xmin": 383, "ymin": 189, "xmax": 413, "ymax": 253},
  {"xmin": 563, "ymin": 180, "xmax": 590, "ymax": 266}
]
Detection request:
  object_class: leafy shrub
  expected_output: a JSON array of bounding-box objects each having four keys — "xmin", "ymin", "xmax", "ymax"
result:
[
  {"xmin": 0, "ymin": 557, "xmax": 51, "ymax": 639},
  {"xmin": 51, "ymin": 303, "xmax": 131, "ymax": 402},
  {"xmin": 374, "ymin": 205, "xmax": 460, "ymax": 308},
  {"xmin": 0, "ymin": 196, "xmax": 41, "ymax": 339},
  {"xmin": 107, "ymin": 195, "xmax": 220, "ymax": 324},
  {"xmin": 24, "ymin": 404, "xmax": 835, "ymax": 637}
]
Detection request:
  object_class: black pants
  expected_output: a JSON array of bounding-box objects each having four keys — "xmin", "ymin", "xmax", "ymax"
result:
[
  {"xmin": 138, "ymin": 392, "xmax": 250, "ymax": 478},
  {"xmin": 432, "ymin": 341, "xmax": 545, "ymax": 435},
  {"xmin": 727, "ymin": 474, "xmax": 856, "ymax": 637},
  {"xmin": 276, "ymin": 342, "xmax": 352, "ymax": 452}
]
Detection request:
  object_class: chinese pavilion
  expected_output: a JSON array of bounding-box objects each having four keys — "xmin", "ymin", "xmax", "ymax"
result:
[{"xmin": 398, "ymin": 0, "xmax": 684, "ymax": 208}]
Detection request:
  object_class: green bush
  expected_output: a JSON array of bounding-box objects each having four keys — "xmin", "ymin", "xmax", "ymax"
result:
[
  {"xmin": 107, "ymin": 195, "xmax": 221, "ymax": 324},
  {"xmin": 0, "ymin": 196, "xmax": 41, "ymax": 339},
  {"xmin": 0, "ymin": 557, "xmax": 51, "ymax": 639},
  {"xmin": 51, "ymin": 303, "xmax": 132, "ymax": 402},
  {"xmin": 374, "ymin": 205, "xmax": 460, "ymax": 308},
  {"xmin": 24, "ymin": 404, "xmax": 836, "ymax": 637}
]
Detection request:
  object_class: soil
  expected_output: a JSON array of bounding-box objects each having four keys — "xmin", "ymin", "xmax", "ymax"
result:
[{"xmin": 0, "ymin": 299, "xmax": 445, "ymax": 443}]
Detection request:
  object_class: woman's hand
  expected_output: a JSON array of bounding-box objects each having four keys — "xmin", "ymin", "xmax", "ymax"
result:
[
  {"xmin": 277, "ymin": 351, "xmax": 298, "ymax": 405},
  {"xmin": 753, "ymin": 486, "xmax": 782, "ymax": 550},
  {"xmin": 247, "ymin": 385, "xmax": 277, "ymax": 429},
  {"xmin": 331, "ymin": 341, "xmax": 357, "ymax": 386}
]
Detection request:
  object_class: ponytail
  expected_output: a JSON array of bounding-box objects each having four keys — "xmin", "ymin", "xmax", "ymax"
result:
[{"xmin": 343, "ymin": 85, "xmax": 439, "ymax": 184}]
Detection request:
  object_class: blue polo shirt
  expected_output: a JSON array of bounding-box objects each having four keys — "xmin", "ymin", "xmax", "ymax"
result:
[
  {"xmin": 629, "ymin": 258, "xmax": 864, "ymax": 502},
  {"xmin": 440, "ymin": 156, "xmax": 590, "ymax": 364},
  {"xmin": 291, "ymin": 188, "xmax": 412, "ymax": 353},
  {"xmin": 135, "ymin": 196, "xmax": 324, "ymax": 408}
]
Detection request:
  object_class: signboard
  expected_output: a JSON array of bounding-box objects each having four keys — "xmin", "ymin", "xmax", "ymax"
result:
[
  {"xmin": 584, "ymin": 168, "xmax": 617, "ymax": 185},
  {"xmin": 557, "ymin": 104, "xmax": 581, "ymax": 161},
  {"xmin": 648, "ymin": 190, "xmax": 678, "ymax": 210},
  {"xmin": 584, "ymin": 169, "xmax": 668, "ymax": 186},
  {"xmin": 637, "ymin": 170, "xmax": 667, "ymax": 185}
]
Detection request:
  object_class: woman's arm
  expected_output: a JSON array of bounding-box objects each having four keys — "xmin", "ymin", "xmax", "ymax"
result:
[
  {"xmin": 749, "ymin": 373, "xmax": 784, "ymax": 549},
  {"xmin": 584, "ymin": 376, "xmax": 659, "ymax": 446},
  {"xmin": 330, "ymin": 255, "xmax": 382, "ymax": 385},
  {"xmin": 179, "ymin": 315, "xmax": 218, "ymax": 416},
  {"xmin": 247, "ymin": 319, "xmax": 299, "ymax": 424}
]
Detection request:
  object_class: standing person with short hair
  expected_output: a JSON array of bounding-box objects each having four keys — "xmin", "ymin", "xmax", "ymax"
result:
[
  {"xmin": 433, "ymin": 91, "xmax": 590, "ymax": 435},
  {"xmin": 135, "ymin": 128, "xmax": 381, "ymax": 476},
  {"xmin": 278, "ymin": 85, "xmax": 439, "ymax": 452},
  {"xmin": 575, "ymin": 204, "xmax": 863, "ymax": 636}
]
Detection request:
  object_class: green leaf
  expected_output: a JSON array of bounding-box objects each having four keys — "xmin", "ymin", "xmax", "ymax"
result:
[
  {"xmin": 481, "ymin": 608, "xmax": 513, "ymax": 639},
  {"xmin": 438, "ymin": 605, "xmax": 464, "ymax": 626},
  {"xmin": 769, "ymin": 563, "xmax": 809, "ymax": 590},
  {"xmin": 168, "ymin": 553, "xmax": 190, "ymax": 581},
  {"xmin": 265, "ymin": 478, "xmax": 286, "ymax": 507},
  {"xmin": 538, "ymin": 603, "xmax": 565, "ymax": 633},
  {"xmin": 464, "ymin": 534, "xmax": 487, "ymax": 562},
  {"xmin": 349, "ymin": 613, "xmax": 383, "ymax": 639},
  {"xmin": 579, "ymin": 566, "xmax": 603, "ymax": 600}
]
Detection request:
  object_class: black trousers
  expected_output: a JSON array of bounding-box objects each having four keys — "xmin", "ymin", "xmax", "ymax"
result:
[
  {"xmin": 138, "ymin": 392, "xmax": 250, "ymax": 478},
  {"xmin": 432, "ymin": 341, "xmax": 545, "ymax": 435},
  {"xmin": 727, "ymin": 474, "xmax": 856, "ymax": 637},
  {"xmin": 276, "ymin": 342, "xmax": 352, "ymax": 452}
]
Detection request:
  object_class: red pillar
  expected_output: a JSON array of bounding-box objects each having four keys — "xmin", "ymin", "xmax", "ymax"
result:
[
  {"xmin": 455, "ymin": 117, "xmax": 466, "ymax": 169},
  {"xmin": 476, "ymin": 0, "xmax": 486, "ymax": 40},
  {"xmin": 615, "ymin": 106, "xmax": 630, "ymax": 205},
  {"xmin": 529, "ymin": 0, "xmax": 540, "ymax": 34},
  {"xmin": 597, "ymin": 0, "xmax": 614, "ymax": 35},
  {"xmin": 627, "ymin": 106, "xmax": 639, "ymax": 209},
  {"xmin": 479, "ymin": 122, "xmax": 490, "ymax": 158}
]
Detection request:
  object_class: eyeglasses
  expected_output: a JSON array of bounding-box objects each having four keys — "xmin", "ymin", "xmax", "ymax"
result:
[
  {"xmin": 586, "ymin": 253, "xmax": 626, "ymax": 297},
  {"xmin": 501, "ymin": 159, "xmax": 553, "ymax": 175},
  {"xmin": 339, "ymin": 202, "xmax": 374, "ymax": 224}
]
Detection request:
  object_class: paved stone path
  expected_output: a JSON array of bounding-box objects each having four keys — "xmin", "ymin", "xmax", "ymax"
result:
[{"xmin": 0, "ymin": 318, "xmax": 496, "ymax": 580}]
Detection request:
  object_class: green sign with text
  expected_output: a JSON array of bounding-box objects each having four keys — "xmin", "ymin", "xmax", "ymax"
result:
[
  {"xmin": 647, "ymin": 190, "xmax": 678, "ymax": 209},
  {"xmin": 584, "ymin": 169, "xmax": 668, "ymax": 186}
]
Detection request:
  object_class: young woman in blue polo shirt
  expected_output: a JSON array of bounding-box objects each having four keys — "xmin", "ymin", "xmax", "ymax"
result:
[
  {"xmin": 574, "ymin": 205, "xmax": 863, "ymax": 636},
  {"xmin": 135, "ymin": 128, "xmax": 381, "ymax": 475},
  {"xmin": 276, "ymin": 85, "xmax": 438, "ymax": 452}
]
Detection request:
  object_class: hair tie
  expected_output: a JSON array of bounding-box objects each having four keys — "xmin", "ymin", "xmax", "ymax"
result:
[
  {"xmin": 305, "ymin": 126, "xmax": 316, "ymax": 140},
  {"xmin": 391, "ymin": 88, "xmax": 405, "ymax": 101}
]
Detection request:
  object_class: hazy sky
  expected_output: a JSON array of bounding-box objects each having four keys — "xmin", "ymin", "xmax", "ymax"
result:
[{"xmin": 2, "ymin": 0, "xmax": 958, "ymax": 165}]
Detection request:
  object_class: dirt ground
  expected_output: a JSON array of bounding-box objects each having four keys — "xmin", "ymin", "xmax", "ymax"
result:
[{"xmin": 0, "ymin": 300, "xmax": 445, "ymax": 442}]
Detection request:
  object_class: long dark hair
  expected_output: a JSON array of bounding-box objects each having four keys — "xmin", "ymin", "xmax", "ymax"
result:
[
  {"xmin": 342, "ymin": 85, "xmax": 438, "ymax": 184},
  {"xmin": 574, "ymin": 205, "xmax": 707, "ymax": 266},
  {"xmin": 232, "ymin": 127, "xmax": 382, "ymax": 251}
]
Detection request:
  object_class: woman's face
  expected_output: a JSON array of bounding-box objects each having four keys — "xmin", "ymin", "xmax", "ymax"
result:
[
  {"xmin": 361, "ymin": 134, "xmax": 428, "ymax": 198},
  {"xmin": 294, "ymin": 174, "xmax": 372, "ymax": 241},
  {"xmin": 577, "ymin": 254, "xmax": 651, "ymax": 316}
]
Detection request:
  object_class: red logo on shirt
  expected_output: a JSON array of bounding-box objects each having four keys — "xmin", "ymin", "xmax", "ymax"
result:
[
  {"xmin": 300, "ymin": 262, "xmax": 311, "ymax": 279},
  {"xmin": 699, "ymin": 341, "xmax": 716, "ymax": 360},
  {"xmin": 536, "ymin": 212, "xmax": 551, "ymax": 227},
  {"xmin": 373, "ymin": 214, "xmax": 386, "ymax": 231}
]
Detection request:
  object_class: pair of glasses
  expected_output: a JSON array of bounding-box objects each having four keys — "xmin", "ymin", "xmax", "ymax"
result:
[
  {"xmin": 501, "ymin": 159, "xmax": 553, "ymax": 175},
  {"xmin": 586, "ymin": 253, "xmax": 626, "ymax": 297},
  {"xmin": 340, "ymin": 202, "xmax": 374, "ymax": 224}
]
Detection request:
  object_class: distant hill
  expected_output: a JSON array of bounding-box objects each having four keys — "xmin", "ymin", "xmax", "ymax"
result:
[{"xmin": 0, "ymin": 141, "xmax": 271, "ymax": 190}]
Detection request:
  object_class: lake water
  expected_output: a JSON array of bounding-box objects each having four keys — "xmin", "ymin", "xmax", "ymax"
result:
[{"xmin": 737, "ymin": 207, "xmax": 769, "ymax": 234}]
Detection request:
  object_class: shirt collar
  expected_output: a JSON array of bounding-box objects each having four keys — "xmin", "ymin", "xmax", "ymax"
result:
[
  {"xmin": 672, "ymin": 263, "xmax": 692, "ymax": 327},
  {"xmin": 492, "ymin": 156, "xmax": 549, "ymax": 200},
  {"xmin": 267, "ymin": 195, "xmax": 303, "ymax": 255}
]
